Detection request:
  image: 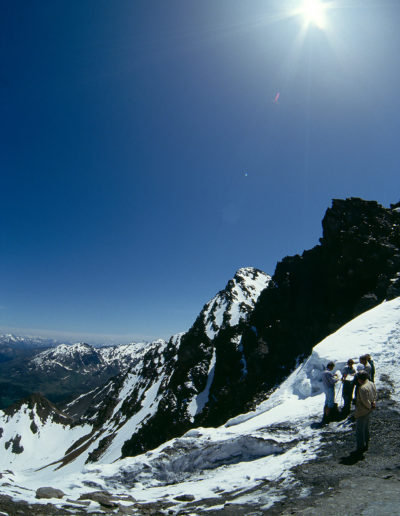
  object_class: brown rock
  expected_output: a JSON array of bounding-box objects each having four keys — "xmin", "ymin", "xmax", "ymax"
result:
[
  {"xmin": 79, "ymin": 490, "xmax": 119, "ymax": 508},
  {"xmin": 35, "ymin": 487, "xmax": 65, "ymax": 499}
]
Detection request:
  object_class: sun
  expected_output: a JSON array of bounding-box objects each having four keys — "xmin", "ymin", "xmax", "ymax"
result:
[{"xmin": 299, "ymin": 0, "xmax": 329, "ymax": 30}]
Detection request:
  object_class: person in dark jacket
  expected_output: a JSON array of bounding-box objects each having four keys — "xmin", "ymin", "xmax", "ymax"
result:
[
  {"xmin": 359, "ymin": 355, "xmax": 372, "ymax": 380},
  {"xmin": 365, "ymin": 354, "xmax": 375, "ymax": 383},
  {"xmin": 341, "ymin": 358, "xmax": 356, "ymax": 415}
]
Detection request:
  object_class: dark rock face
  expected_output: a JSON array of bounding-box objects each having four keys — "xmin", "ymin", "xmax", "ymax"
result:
[
  {"xmin": 4, "ymin": 434, "xmax": 23, "ymax": 454},
  {"xmin": 4, "ymin": 393, "xmax": 73, "ymax": 427},
  {"xmin": 237, "ymin": 198, "xmax": 400, "ymax": 407},
  {"xmin": 121, "ymin": 328, "xmax": 211, "ymax": 457}
]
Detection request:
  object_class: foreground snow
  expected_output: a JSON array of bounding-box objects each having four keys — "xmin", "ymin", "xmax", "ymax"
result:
[{"xmin": 2, "ymin": 297, "xmax": 400, "ymax": 512}]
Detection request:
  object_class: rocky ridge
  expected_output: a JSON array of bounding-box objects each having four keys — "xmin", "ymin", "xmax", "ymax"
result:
[{"xmin": 237, "ymin": 198, "xmax": 400, "ymax": 410}]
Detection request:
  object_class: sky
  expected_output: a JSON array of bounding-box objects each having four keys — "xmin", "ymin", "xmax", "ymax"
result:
[{"xmin": 2, "ymin": 0, "xmax": 400, "ymax": 343}]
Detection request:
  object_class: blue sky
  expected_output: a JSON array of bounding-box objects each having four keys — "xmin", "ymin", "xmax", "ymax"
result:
[{"xmin": 2, "ymin": 1, "xmax": 400, "ymax": 342}]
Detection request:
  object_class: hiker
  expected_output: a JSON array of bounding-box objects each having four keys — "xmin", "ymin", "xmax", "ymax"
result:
[
  {"xmin": 322, "ymin": 361, "xmax": 339, "ymax": 423},
  {"xmin": 359, "ymin": 355, "xmax": 372, "ymax": 380},
  {"xmin": 352, "ymin": 355, "xmax": 371, "ymax": 404},
  {"xmin": 341, "ymin": 359, "xmax": 356, "ymax": 415},
  {"xmin": 353, "ymin": 370, "xmax": 377, "ymax": 456},
  {"xmin": 365, "ymin": 353, "xmax": 375, "ymax": 382}
]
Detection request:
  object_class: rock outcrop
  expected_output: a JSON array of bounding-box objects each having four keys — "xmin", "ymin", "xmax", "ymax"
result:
[{"xmin": 237, "ymin": 198, "xmax": 400, "ymax": 410}]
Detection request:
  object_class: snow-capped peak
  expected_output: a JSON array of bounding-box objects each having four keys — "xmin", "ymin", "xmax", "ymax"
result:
[{"xmin": 200, "ymin": 267, "xmax": 271, "ymax": 338}]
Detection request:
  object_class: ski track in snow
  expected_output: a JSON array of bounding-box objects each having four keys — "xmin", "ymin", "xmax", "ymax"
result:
[{"xmin": 1, "ymin": 298, "xmax": 400, "ymax": 511}]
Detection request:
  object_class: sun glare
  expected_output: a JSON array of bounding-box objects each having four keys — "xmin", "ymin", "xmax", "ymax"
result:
[{"xmin": 300, "ymin": 0, "xmax": 328, "ymax": 29}]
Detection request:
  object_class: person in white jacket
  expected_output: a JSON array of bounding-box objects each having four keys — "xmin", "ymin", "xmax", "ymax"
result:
[{"xmin": 322, "ymin": 361, "xmax": 339, "ymax": 422}]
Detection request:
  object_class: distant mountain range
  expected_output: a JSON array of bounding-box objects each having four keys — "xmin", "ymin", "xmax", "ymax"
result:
[
  {"xmin": 0, "ymin": 334, "xmax": 68, "ymax": 349},
  {"xmin": 0, "ymin": 338, "xmax": 151, "ymax": 409}
]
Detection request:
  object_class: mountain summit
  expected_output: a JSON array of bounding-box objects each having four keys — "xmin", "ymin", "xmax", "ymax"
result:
[{"xmin": 199, "ymin": 267, "xmax": 271, "ymax": 338}]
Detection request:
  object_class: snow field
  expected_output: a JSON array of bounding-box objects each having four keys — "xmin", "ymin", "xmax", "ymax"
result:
[{"xmin": 0, "ymin": 406, "xmax": 91, "ymax": 470}]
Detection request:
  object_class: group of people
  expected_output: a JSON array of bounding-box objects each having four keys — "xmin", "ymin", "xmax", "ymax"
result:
[{"xmin": 322, "ymin": 354, "xmax": 377, "ymax": 456}]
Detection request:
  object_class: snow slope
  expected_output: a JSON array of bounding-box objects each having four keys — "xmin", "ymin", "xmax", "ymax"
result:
[
  {"xmin": 2, "ymin": 296, "xmax": 399, "ymax": 512},
  {"xmin": 0, "ymin": 396, "xmax": 91, "ymax": 471}
]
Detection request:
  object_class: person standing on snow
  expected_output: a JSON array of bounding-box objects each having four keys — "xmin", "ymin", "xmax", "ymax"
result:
[
  {"xmin": 359, "ymin": 355, "xmax": 372, "ymax": 380},
  {"xmin": 341, "ymin": 358, "xmax": 356, "ymax": 415},
  {"xmin": 352, "ymin": 355, "xmax": 371, "ymax": 404},
  {"xmin": 353, "ymin": 370, "xmax": 377, "ymax": 456},
  {"xmin": 322, "ymin": 361, "xmax": 339, "ymax": 423},
  {"xmin": 365, "ymin": 353, "xmax": 375, "ymax": 383}
]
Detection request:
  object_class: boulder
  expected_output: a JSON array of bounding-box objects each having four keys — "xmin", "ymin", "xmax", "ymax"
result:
[
  {"xmin": 174, "ymin": 494, "xmax": 195, "ymax": 502},
  {"xmin": 79, "ymin": 490, "xmax": 119, "ymax": 508},
  {"xmin": 36, "ymin": 486, "xmax": 65, "ymax": 499}
]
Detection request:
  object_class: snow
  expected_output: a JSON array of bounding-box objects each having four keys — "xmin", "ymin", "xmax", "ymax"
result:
[
  {"xmin": 188, "ymin": 349, "xmax": 217, "ymax": 417},
  {"xmin": 0, "ymin": 405, "xmax": 91, "ymax": 470},
  {"xmin": 60, "ymin": 335, "xmax": 183, "ymax": 465},
  {"xmin": 2, "ymin": 297, "xmax": 400, "ymax": 512},
  {"xmin": 203, "ymin": 268, "xmax": 270, "ymax": 339},
  {"xmin": 97, "ymin": 377, "xmax": 165, "ymax": 464},
  {"xmin": 99, "ymin": 340, "xmax": 163, "ymax": 366}
]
